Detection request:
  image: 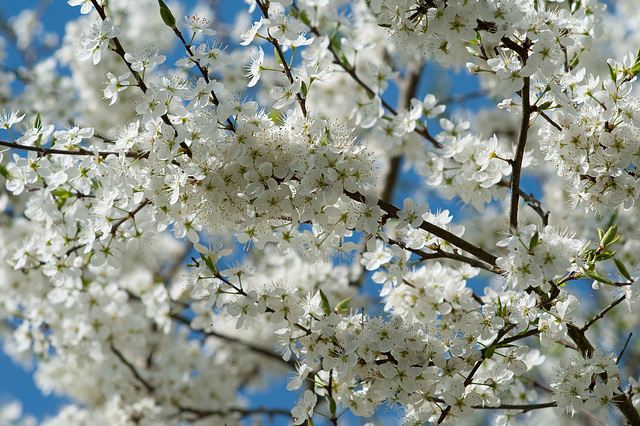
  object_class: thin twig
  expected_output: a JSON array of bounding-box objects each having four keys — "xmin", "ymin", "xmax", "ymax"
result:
[
  {"xmin": 110, "ymin": 343, "xmax": 155, "ymax": 393},
  {"xmin": 90, "ymin": 0, "xmax": 193, "ymax": 156},
  {"xmin": 344, "ymin": 192, "xmax": 499, "ymax": 267},
  {"xmin": 386, "ymin": 236, "xmax": 499, "ymax": 273},
  {"xmin": 509, "ymin": 74, "xmax": 531, "ymax": 230},
  {"xmin": 498, "ymin": 36, "xmax": 531, "ymax": 231},
  {"xmin": 179, "ymin": 405, "xmax": 291, "ymax": 420},
  {"xmin": 580, "ymin": 295, "xmax": 626, "ymax": 333},
  {"xmin": 437, "ymin": 323, "xmax": 516, "ymax": 423},
  {"xmin": 171, "ymin": 313, "xmax": 296, "ymax": 367},
  {"xmin": 291, "ymin": 3, "xmax": 440, "ymax": 148},
  {"xmin": 440, "ymin": 89, "xmax": 488, "ymax": 105},
  {"xmin": 617, "ymin": 332, "xmax": 632, "ymax": 365},
  {"xmin": 255, "ymin": 1, "xmax": 307, "ymax": 117},
  {"xmin": 472, "ymin": 401, "xmax": 557, "ymax": 411},
  {"xmin": 0, "ymin": 139, "xmax": 146, "ymax": 159}
]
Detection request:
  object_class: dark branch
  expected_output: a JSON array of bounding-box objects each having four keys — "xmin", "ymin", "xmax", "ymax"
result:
[
  {"xmin": 344, "ymin": 191, "xmax": 499, "ymax": 267},
  {"xmin": 110, "ymin": 343, "xmax": 155, "ymax": 393},
  {"xmin": 0, "ymin": 139, "xmax": 147, "ymax": 159}
]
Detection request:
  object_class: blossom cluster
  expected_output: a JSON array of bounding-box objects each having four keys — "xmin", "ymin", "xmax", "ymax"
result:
[
  {"xmin": 539, "ymin": 54, "xmax": 640, "ymax": 214},
  {"xmin": 0, "ymin": 0, "xmax": 639, "ymax": 425},
  {"xmin": 496, "ymin": 224, "xmax": 584, "ymax": 291}
]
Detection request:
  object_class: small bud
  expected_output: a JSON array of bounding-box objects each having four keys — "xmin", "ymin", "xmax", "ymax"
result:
[{"xmin": 466, "ymin": 61, "xmax": 480, "ymax": 75}]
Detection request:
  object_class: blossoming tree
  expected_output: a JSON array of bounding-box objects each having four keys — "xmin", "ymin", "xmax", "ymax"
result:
[{"xmin": 1, "ymin": 0, "xmax": 640, "ymax": 424}]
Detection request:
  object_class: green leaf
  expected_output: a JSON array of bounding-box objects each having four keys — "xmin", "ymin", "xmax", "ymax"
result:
[
  {"xmin": 201, "ymin": 254, "xmax": 216, "ymax": 273},
  {"xmin": 158, "ymin": 0, "xmax": 176, "ymax": 28},
  {"xmin": 601, "ymin": 225, "xmax": 618, "ymax": 247},
  {"xmin": 319, "ymin": 289, "xmax": 331, "ymax": 315},
  {"xmin": 274, "ymin": 47, "xmax": 283, "ymax": 66},
  {"xmin": 629, "ymin": 45, "xmax": 640, "ymax": 77},
  {"xmin": 583, "ymin": 268, "xmax": 614, "ymax": 285},
  {"xmin": 528, "ymin": 231, "xmax": 539, "ymax": 249},
  {"xmin": 569, "ymin": 52, "xmax": 580, "ymax": 69},
  {"xmin": 52, "ymin": 187, "xmax": 72, "ymax": 201},
  {"xmin": 614, "ymin": 258, "xmax": 632, "ymax": 281},
  {"xmin": 327, "ymin": 394, "xmax": 337, "ymax": 416},
  {"xmin": 579, "ymin": 240, "xmax": 592, "ymax": 256},
  {"xmin": 538, "ymin": 100, "xmax": 553, "ymax": 110},
  {"xmin": 335, "ymin": 297, "xmax": 351, "ymax": 313},
  {"xmin": 0, "ymin": 164, "xmax": 10, "ymax": 179},
  {"xmin": 607, "ymin": 62, "xmax": 616, "ymax": 82},
  {"xmin": 598, "ymin": 250, "xmax": 616, "ymax": 261},
  {"xmin": 485, "ymin": 346, "xmax": 495, "ymax": 359},
  {"xmin": 298, "ymin": 9, "xmax": 311, "ymax": 26}
]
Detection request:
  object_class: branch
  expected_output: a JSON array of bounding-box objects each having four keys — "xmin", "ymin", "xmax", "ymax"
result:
[
  {"xmin": 113, "ymin": 338, "xmax": 291, "ymax": 422},
  {"xmin": 472, "ymin": 401, "xmax": 556, "ymax": 411},
  {"xmin": 292, "ymin": 3, "xmax": 440, "ymax": 148},
  {"xmin": 563, "ymin": 312, "xmax": 640, "ymax": 424},
  {"xmin": 90, "ymin": 1, "xmax": 148, "ymax": 92},
  {"xmin": 255, "ymin": 1, "xmax": 308, "ymax": 117},
  {"xmin": 536, "ymin": 108, "xmax": 562, "ymax": 131},
  {"xmin": 509, "ymin": 75, "xmax": 531, "ymax": 230},
  {"xmin": 64, "ymin": 198, "xmax": 151, "ymax": 256},
  {"xmin": 109, "ymin": 198, "xmax": 151, "ymax": 237},
  {"xmin": 386, "ymin": 236, "xmax": 499, "ymax": 273},
  {"xmin": 437, "ymin": 323, "xmax": 517, "ymax": 423},
  {"xmin": 171, "ymin": 313, "xmax": 296, "ymax": 368},
  {"xmin": 517, "ymin": 187, "xmax": 550, "ymax": 227},
  {"xmin": 165, "ymin": 13, "xmax": 237, "ymax": 132},
  {"xmin": 344, "ymin": 191, "xmax": 499, "ymax": 267},
  {"xmin": 110, "ymin": 343, "xmax": 155, "ymax": 393},
  {"xmin": 179, "ymin": 405, "xmax": 291, "ymax": 421},
  {"xmin": 0, "ymin": 139, "xmax": 147, "ymax": 159},
  {"xmin": 580, "ymin": 295, "xmax": 626, "ymax": 333},
  {"xmin": 89, "ymin": 0, "xmax": 193, "ymax": 157},
  {"xmin": 379, "ymin": 64, "xmax": 425, "ymax": 205},
  {"xmin": 496, "ymin": 36, "xmax": 532, "ymax": 231},
  {"xmin": 439, "ymin": 89, "xmax": 488, "ymax": 105},
  {"xmin": 497, "ymin": 179, "xmax": 550, "ymax": 227}
]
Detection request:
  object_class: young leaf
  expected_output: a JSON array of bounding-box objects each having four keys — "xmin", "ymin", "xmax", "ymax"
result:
[
  {"xmin": 537, "ymin": 100, "xmax": 553, "ymax": 110},
  {"xmin": 158, "ymin": 0, "xmax": 176, "ymax": 28},
  {"xmin": 0, "ymin": 164, "xmax": 10, "ymax": 179},
  {"xmin": 614, "ymin": 258, "xmax": 632, "ymax": 281},
  {"xmin": 319, "ymin": 289, "xmax": 331, "ymax": 315},
  {"xmin": 597, "ymin": 250, "xmax": 616, "ymax": 261},
  {"xmin": 327, "ymin": 393, "xmax": 337, "ymax": 416},
  {"xmin": 629, "ymin": 45, "xmax": 640, "ymax": 77},
  {"xmin": 485, "ymin": 346, "xmax": 495, "ymax": 359},
  {"xmin": 201, "ymin": 254, "xmax": 217, "ymax": 273},
  {"xmin": 601, "ymin": 225, "xmax": 618, "ymax": 247},
  {"xmin": 583, "ymin": 268, "xmax": 614, "ymax": 285},
  {"xmin": 607, "ymin": 62, "xmax": 616, "ymax": 82},
  {"xmin": 529, "ymin": 231, "xmax": 539, "ymax": 249},
  {"xmin": 335, "ymin": 297, "xmax": 351, "ymax": 313},
  {"xmin": 273, "ymin": 47, "xmax": 284, "ymax": 67}
]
